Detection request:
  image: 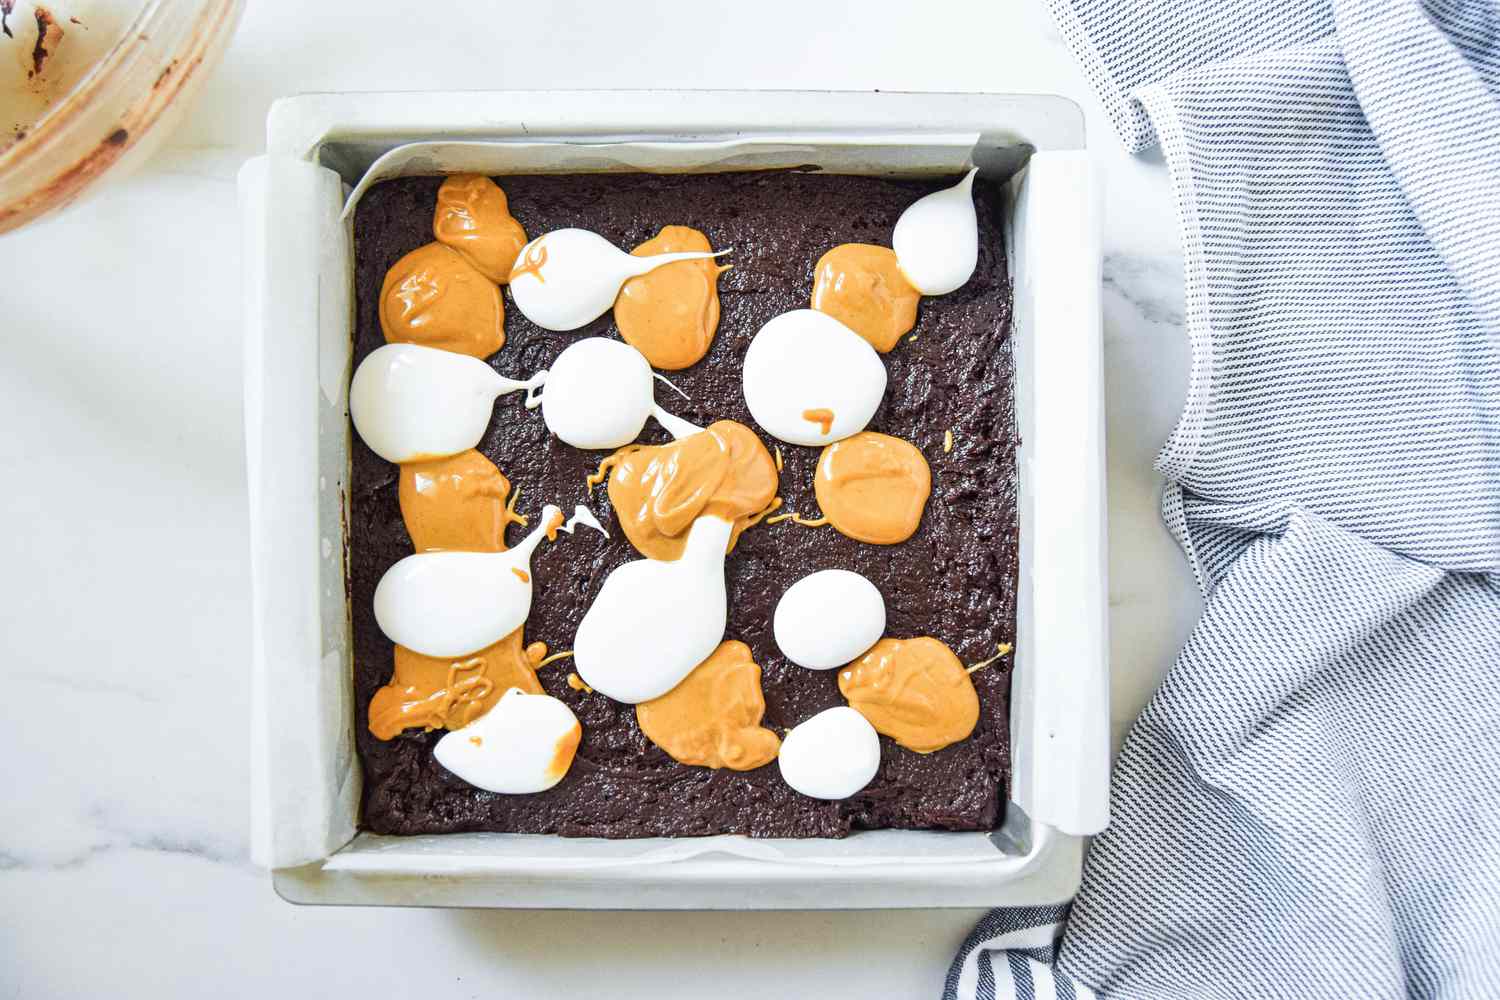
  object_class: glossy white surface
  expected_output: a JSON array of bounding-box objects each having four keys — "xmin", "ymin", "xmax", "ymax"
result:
[
  {"xmin": 773, "ymin": 569, "xmax": 886, "ymax": 670},
  {"xmin": 893, "ymin": 168, "xmax": 980, "ymax": 294},
  {"xmin": 777, "ymin": 706, "xmax": 882, "ymax": 799},
  {"xmin": 509, "ymin": 227, "xmax": 721, "ymax": 331},
  {"xmin": 349, "ymin": 342, "xmax": 537, "ymax": 462},
  {"xmin": 539, "ymin": 335, "xmax": 654, "ymax": 447},
  {"xmin": 372, "ymin": 507, "xmax": 558, "ymax": 658},
  {"xmin": 434, "ymin": 689, "xmax": 581, "ymax": 794},
  {"xmin": 573, "ymin": 515, "xmax": 732, "ymax": 703},
  {"xmin": 742, "ymin": 309, "xmax": 887, "ymax": 446},
  {"xmin": 0, "ymin": 0, "xmax": 1197, "ymax": 995}
]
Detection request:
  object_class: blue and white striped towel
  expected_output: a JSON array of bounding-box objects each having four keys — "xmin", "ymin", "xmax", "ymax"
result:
[{"xmin": 949, "ymin": 0, "xmax": 1500, "ymax": 997}]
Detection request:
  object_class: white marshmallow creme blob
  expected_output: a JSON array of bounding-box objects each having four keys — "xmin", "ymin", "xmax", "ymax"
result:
[
  {"xmin": 509, "ymin": 228, "xmax": 727, "ymax": 332},
  {"xmin": 773, "ymin": 569, "xmax": 886, "ymax": 670},
  {"xmin": 349, "ymin": 343, "xmax": 545, "ymax": 463},
  {"xmin": 573, "ymin": 515, "xmax": 733, "ymax": 703},
  {"xmin": 891, "ymin": 168, "xmax": 979, "ymax": 296},
  {"xmin": 434, "ymin": 688, "xmax": 582, "ymax": 794},
  {"xmin": 777, "ymin": 706, "xmax": 881, "ymax": 800},
  {"xmin": 372, "ymin": 504, "xmax": 604, "ymax": 658},
  {"xmin": 741, "ymin": 309, "xmax": 888, "ymax": 447},
  {"xmin": 536, "ymin": 337, "xmax": 702, "ymax": 449}
]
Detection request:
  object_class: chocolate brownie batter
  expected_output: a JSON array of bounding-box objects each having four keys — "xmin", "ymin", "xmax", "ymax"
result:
[{"xmin": 351, "ymin": 171, "xmax": 1017, "ymax": 838}]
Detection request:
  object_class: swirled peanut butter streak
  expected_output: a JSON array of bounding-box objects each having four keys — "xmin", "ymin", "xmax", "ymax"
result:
[
  {"xmin": 814, "ymin": 431, "xmax": 932, "ymax": 544},
  {"xmin": 838, "ymin": 637, "xmax": 978, "ymax": 753},
  {"xmin": 636, "ymin": 640, "xmax": 780, "ymax": 770},
  {"xmin": 602, "ymin": 420, "xmax": 779, "ymax": 561},
  {"xmin": 810, "ymin": 243, "xmax": 921, "ymax": 352},
  {"xmin": 432, "ymin": 174, "xmax": 529, "ymax": 284},
  {"xmin": 379, "ymin": 241, "xmax": 505, "ymax": 357},
  {"xmin": 615, "ymin": 225, "xmax": 727, "ymax": 370},
  {"xmin": 369, "ymin": 449, "xmax": 547, "ymax": 738}
]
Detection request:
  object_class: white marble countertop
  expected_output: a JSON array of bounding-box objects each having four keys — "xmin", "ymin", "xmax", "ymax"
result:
[{"xmin": 0, "ymin": 1, "xmax": 1198, "ymax": 995}]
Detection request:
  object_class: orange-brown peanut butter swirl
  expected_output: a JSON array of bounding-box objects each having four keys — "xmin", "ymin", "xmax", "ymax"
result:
[
  {"xmin": 814, "ymin": 432, "xmax": 932, "ymax": 544},
  {"xmin": 399, "ymin": 449, "xmax": 526, "ymax": 553},
  {"xmin": 606, "ymin": 420, "xmax": 778, "ymax": 561},
  {"xmin": 548, "ymin": 715, "xmax": 584, "ymax": 782},
  {"xmin": 370, "ymin": 449, "xmax": 541, "ymax": 740},
  {"xmin": 368, "ymin": 632, "xmax": 547, "ymax": 740},
  {"xmin": 432, "ymin": 174, "xmax": 529, "ymax": 284},
  {"xmin": 802, "ymin": 408, "xmax": 835, "ymax": 435},
  {"xmin": 379, "ymin": 241, "xmax": 505, "ymax": 358},
  {"xmin": 636, "ymin": 640, "xmax": 781, "ymax": 770},
  {"xmin": 614, "ymin": 226, "xmax": 725, "ymax": 370},
  {"xmin": 809, "ymin": 243, "xmax": 921, "ymax": 352},
  {"xmin": 838, "ymin": 637, "xmax": 979, "ymax": 753}
]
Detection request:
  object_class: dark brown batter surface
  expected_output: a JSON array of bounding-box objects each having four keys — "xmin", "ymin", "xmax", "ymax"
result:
[{"xmin": 351, "ymin": 171, "xmax": 1017, "ymax": 838}]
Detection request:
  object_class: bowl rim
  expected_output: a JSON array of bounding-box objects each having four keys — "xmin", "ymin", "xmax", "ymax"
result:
[{"xmin": 0, "ymin": 0, "xmax": 242, "ymax": 233}]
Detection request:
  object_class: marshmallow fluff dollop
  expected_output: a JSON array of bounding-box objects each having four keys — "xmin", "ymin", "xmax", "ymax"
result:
[
  {"xmin": 538, "ymin": 337, "xmax": 701, "ymax": 448},
  {"xmin": 773, "ymin": 569, "xmax": 886, "ymax": 670},
  {"xmin": 434, "ymin": 688, "xmax": 582, "ymax": 794},
  {"xmin": 373, "ymin": 504, "xmax": 594, "ymax": 658},
  {"xmin": 349, "ymin": 343, "xmax": 541, "ymax": 463},
  {"xmin": 508, "ymin": 227, "xmax": 724, "ymax": 331},
  {"xmin": 573, "ymin": 515, "xmax": 733, "ymax": 703},
  {"xmin": 891, "ymin": 168, "xmax": 979, "ymax": 296},
  {"xmin": 741, "ymin": 309, "xmax": 888, "ymax": 447},
  {"xmin": 777, "ymin": 706, "xmax": 881, "ymax": 800}
]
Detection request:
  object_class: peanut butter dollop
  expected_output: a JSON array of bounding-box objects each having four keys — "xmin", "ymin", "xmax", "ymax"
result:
[
  {"xmin": 379, "ymin": 242, "xmax": 505, "ymax": 358},
  {"xmin": 615, "ymin": 226, "xmax": 725, "ymax": 370},
  {"xmin": 838, "ymin": 637, "xmax": 978, "ymax": 753},
  {"xmin": 810, "ymin": 244, "xmax": 921, "ymax": 352},
  {"xmin": 814, "ymin": 432, "xmax": 932, "ymax": 544},
  {"xmin": 368, "ymin": 631, "xmax": 546, "ymax": 740},
  {"xmin": 606, "ymin": 420, "xmax": 778, "ymax": 561},
  {"xmin": 636, "ymin": 640, "xmax": 781, "ymax": 770},
  {"xmin": 399, "ymin": 450, "xmax": 525, "ymax": 553},
  {"xmin": 432, "ymin": 174, "xmax": 529, "ymax": 283},
  {"xmin": 370, "ymin": 449, "xmax": 542, "ymax": 740}
]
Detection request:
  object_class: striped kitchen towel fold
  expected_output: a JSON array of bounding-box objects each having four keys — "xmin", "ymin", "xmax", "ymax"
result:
[{"xmin": 949, "ymin": 0, "xmax": 1500, "ymax": 997}]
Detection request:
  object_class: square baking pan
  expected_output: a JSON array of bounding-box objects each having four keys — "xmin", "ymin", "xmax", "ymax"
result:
[{"xmin": 239, "ymin": 90, "xmax": 1108, "ymax": 909}]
